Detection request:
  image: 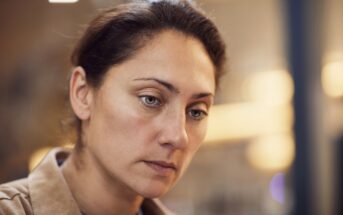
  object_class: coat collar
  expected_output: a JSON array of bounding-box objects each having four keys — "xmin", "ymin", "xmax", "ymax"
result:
[{"xmin": 28, "ymin": 148, "xmax": 81, "ymax": 215}]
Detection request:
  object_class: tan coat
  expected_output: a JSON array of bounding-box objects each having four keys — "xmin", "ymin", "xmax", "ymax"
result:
[{"xmin": 0, "ymin": 148, "xmax": 174, "ymax": 215}]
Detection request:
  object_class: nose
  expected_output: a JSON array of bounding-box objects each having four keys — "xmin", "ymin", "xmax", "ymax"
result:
[{"xmin": 158, "ymin": 109, "xmax": 189, "ymax": 150}]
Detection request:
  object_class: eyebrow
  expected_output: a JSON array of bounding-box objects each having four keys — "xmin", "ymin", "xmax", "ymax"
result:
[
  {"xmin": 191, "ymin": 92, "xmax": 213, "ymax": 100},
  {"xmin": 133, "ymin": 77, "xmax": 214, "ymax": 99},
  {"xmin": 133, "ymin": 77, "xmax": 180, "ymax": 93}
]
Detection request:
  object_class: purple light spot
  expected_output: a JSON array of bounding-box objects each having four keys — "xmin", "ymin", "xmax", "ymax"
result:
[{"xmin": 269, "ymin": 172, "xmax": 285, "ymax": 204}]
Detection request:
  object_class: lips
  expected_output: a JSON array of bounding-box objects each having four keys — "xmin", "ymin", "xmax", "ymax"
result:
[{"xmin": 143, "ymin": 160, "xmax": 177, "ymax": 176}]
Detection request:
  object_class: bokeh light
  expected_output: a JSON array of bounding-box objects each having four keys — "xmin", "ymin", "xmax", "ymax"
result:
[
  {"xmin": 244, "ymin": 70, "xmax": 294, "ymax": 105},
  {"xmin": 269, "ymin": 172, "xmax": 285, "ymax": 204},
  {"xmin": 322, "ymin": 61, "xmax": 343, "ymax": 98},
  {"xmin": 246, "ymin": 134, "xmax": 295, "ymax": 171}
]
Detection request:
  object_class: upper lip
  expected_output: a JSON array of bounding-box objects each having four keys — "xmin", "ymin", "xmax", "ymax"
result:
[{"xmin": 144, "ymin": 160, "xmax": 177, "ymax": 170}]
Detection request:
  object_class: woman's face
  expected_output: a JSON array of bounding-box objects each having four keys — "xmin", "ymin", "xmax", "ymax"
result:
[{"xmin": 85, "ymin": 30, "xmax": 215, "ymax": 198}]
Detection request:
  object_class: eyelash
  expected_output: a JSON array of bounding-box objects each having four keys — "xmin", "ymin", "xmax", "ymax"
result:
[{"xmin": 139, "ymin": 95, "xmax": 208, "ymax": 121}]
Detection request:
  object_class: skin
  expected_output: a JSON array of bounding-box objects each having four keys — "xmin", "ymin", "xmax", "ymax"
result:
[{"xmin": 62, "ymin": 30, "xmax": 216, "ymax": 215}]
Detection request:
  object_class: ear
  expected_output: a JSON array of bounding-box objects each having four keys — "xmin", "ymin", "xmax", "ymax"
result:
[{"xmin": 69, "ymin": 67, "xmax": 93, "ymax": 121}]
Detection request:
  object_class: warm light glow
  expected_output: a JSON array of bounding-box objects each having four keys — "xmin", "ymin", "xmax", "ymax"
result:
[
  {"xmin": 49, "ymin": 0, "xmax": 78, "ymax": 3},
  {"xmin": 204, "ymin": 103, "xmax": 293, "ymax": 143},
  {"xmin": 244, "ymin": 70, "xmax": 294, "ymax": 105},
  {"xmin": 322, "ymin": 61, "xmax": 343, "ymax": 98},
  {"xmin": 246, "ymin": 134, "xmax": 295, "ymax": 171},
  {"xmin": 62, "ymin": 142, "xmax": 74, "ymax": 149},
  {"xmin": 29, "ymin": 147, "xmax": 52, "ymax": 171}
]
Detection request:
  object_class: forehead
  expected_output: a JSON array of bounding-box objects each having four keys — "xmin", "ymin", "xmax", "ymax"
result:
[{"xmin": 104, "ymin": 30, "xmax": 216, "ymax": 94}]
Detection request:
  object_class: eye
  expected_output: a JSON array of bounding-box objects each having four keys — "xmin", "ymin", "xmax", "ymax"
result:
[
  {"xmin": 139, "ymin": 95, "xmax": 162, "ymax": 107},
  {"xmin": 188, "ymin": 109, "xmax": 208, "ymax": 121}
]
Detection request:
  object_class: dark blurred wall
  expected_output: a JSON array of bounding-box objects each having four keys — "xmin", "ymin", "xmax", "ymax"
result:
[
  {"xmin": 335, "ymin": 134, "xmax": 343, "ymax": 215},
  {"xmin": 0, "ymin": 0, "xmax": 96, "ymax": 182}
]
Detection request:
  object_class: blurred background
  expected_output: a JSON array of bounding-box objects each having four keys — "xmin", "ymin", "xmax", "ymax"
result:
[{"xmin": 0, "ymin": 0, "xmax": 342, "ymax": 214}]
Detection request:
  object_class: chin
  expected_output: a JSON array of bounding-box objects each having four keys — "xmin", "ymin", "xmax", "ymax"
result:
[
  {"xmin": 139, "ymin": 188, "xmax": 169, "ymax": 199},
  {"xmin": 135, "ymin": 180, "xmax": 174, "ymax": 198}
]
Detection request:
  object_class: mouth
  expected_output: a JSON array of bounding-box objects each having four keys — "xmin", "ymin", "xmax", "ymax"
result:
[{"xmin": 143, "ymin": 160, "xmax": 177, "ymax": 176}]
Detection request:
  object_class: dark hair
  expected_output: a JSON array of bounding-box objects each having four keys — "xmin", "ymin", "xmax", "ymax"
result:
[{"xmin": 71, "ymin": 0, "xmax": 226, "ymax": 88}]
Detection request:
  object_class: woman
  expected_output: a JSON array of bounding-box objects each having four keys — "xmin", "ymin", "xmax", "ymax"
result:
[{"xmin": 0, "ymin": 0, "xmax": 226, "ymax": 214}]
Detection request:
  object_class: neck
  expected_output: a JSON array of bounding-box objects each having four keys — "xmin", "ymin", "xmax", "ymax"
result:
[{"xmin": 61, "ymin": 149, "xmax": 144, "ymax": 215}]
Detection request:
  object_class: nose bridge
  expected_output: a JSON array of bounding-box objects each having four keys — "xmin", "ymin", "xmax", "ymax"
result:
[{"xmin": 160, "ymin": 106, "xmax": 188, "ymax": 148}]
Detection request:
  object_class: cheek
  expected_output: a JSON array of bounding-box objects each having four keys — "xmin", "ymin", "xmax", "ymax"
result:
[
  {"xmin": 183, "ymin": 121, "xmax": 208, "ymax": 160},
  {"xmin": 89, "ymin": 96, "xmax": 156, "ymax": 158},
  {"xmin": 188, "ymin": 120, "xmax": 208, "ymax": 145}
]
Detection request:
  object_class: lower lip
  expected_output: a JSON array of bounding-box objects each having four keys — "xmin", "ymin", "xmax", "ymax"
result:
[{"xmin": 144, "ymin": 161, "xmax": 175, "ymax": 176}]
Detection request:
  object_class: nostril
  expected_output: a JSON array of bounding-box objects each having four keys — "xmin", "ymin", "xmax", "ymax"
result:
[{"xmin": 160, "ymin": 142, "xmax": 175, "ymax": 150}]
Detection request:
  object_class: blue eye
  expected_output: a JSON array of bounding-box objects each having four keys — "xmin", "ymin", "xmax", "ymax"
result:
[
  {"xmin": 139, "ymin": 95, "xmax": 162, "ymax": 107},
  {"xmin": 188, "ymin": 109, "xmax": 208, "ymax": 121}
]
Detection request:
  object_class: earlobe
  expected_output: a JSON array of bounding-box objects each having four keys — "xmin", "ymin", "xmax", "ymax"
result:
[{"xmin": 69, "ymin": 66, "xmax": 93, "ymax": 121}]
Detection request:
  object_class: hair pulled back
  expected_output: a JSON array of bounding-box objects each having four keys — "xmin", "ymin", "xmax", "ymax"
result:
[{"xmin": 71, "ymin": 0, "xmax": 226, "ymax": 88}]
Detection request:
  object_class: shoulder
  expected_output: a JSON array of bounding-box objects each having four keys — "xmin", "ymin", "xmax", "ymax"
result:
[{"xmin": 0, "ymin": 178, "xmax": 33, "ymax": 215}]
